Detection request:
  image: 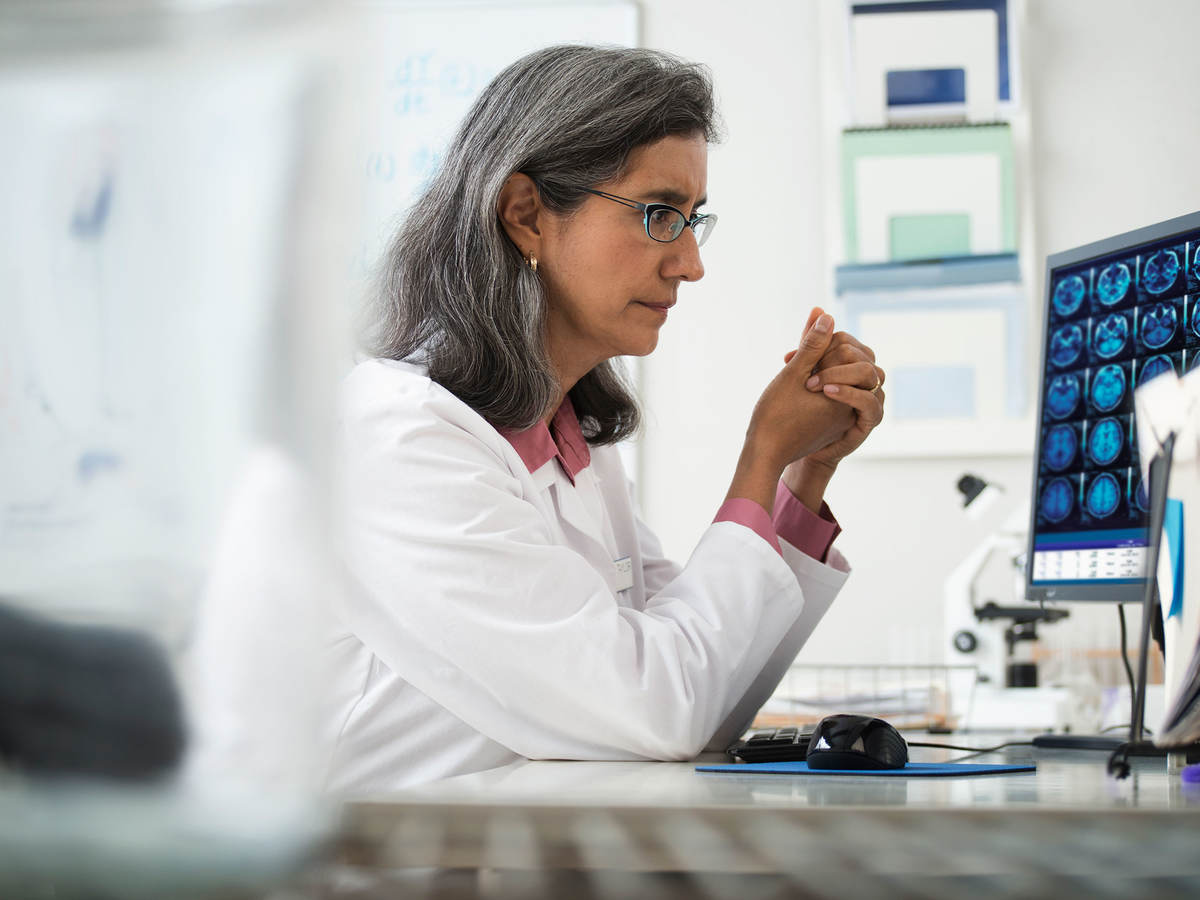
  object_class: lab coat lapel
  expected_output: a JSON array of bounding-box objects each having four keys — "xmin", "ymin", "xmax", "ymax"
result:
[
  {"xmin": 548, "ymin": 472, "xmax": 627, "ymax": 597},
  {"xmin": 549, "ymin": 476, "xmax": 607, "ymax": 552}
]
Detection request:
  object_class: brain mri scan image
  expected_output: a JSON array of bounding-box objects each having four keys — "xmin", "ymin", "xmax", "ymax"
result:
[
  {"xmin": 1092, "ymin": 314, "xmax": 1129, "ymax": 358},
  {"xmin": 1134, "ymin": 476, "xmax": 1150, "ymax": 513},
  {"xmin": 1087, "ymin": 417, "xmax": 1125, "ymax": 467},
  {"xmin": 1044, "ymin": 424, "xmax": 1078, "ymax": 472},
  {"xmin": 1138, "ymin": 353, "xmax": 1174, "ymax": 386},
  {"xmin": 1035, "ymin": 230, "xmax": 1200, "ymax": 556},
  {"xmin": 1090, "ymin": 364, "xmax": 1127, "ymax": 412},
  {"xmin": 1046, "ymin": 373, "xmax": 1082, "ymax": 419},
  {"xmin": 1050, "ymin": 323, "xmax": 1085, "ymax": 367},
  {"xmin": 1085, "ymin": 472, "xmax": 1122, "ymax": 519},
  {"xmin": 1053, "ymin": 274, "xmax": 1086, "ymax": 318},
  {"xmin": 1143, "ymin": 249, "xmax": 1180, "ymax": 295},
  {"xmin": 1139, "ymin": 302, "xmax": 1178, "ymax": 349},
  {"xmin": 1040, "ymin": 477, "xmax": 1075, "ymax": 523},
  {"xmin": 1097, "ymin": 262, "xmax": 1132, "ymax": 305}
]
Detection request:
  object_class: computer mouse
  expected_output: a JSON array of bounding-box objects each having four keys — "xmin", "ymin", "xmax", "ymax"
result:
[{"xmin": 805, "ymin": 714, "xmax": 908, "ymax": 770}]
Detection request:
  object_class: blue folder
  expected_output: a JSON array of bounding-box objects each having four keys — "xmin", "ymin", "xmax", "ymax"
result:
[{"xmin": 696, "ymin": 761, "xmax": 1034, "ymax": 777}]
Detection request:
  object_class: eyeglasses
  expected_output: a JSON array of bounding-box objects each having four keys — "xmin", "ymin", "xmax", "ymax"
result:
[{"xmin": 583, "ymin": 189, "xmax": 717, "ymax": 247}]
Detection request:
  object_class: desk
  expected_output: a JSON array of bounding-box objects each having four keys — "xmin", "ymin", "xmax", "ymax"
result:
[{"xmin": 326, "ymin": 744, "xmax": 1200, "ymax": 899}]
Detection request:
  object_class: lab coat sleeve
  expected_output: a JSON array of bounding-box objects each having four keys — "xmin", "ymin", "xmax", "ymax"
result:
[
  {"xmin": 704, "ymin": 538, "xmax": 850, "ymax": 750},
  {"xmin": 615, "ymin": 459, "xmax": 851, "ymax": 750},
  {"xmin": 337, "ymin": 369, "xmax": 828, "ymax": 762}
]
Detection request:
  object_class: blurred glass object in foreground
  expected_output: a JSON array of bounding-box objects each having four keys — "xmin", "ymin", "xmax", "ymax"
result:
[{"xmin": 0, "ymin": 0, "xmax": 355, "ymax": 895}]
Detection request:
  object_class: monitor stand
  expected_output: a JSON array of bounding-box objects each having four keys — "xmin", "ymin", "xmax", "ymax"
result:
[
  {"xmin": 1033, "ymin": 733, "xmax": 1153, "ymax": 753},
  {"xmin": 1034, "ymin": 733, "xmax": 1200, "ymax": 760}
]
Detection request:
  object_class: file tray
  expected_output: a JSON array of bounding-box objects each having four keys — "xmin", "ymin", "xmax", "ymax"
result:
[{"xmin": 696, "ymin": 761, "xmax": 1034, "ymax": 777}]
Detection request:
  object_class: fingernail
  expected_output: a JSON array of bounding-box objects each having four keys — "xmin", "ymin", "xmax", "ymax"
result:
[
  {"xmin": 823, "ymin": 384, "xmax": 840, "ymax": 394},
  {"xmin": 814, "ymin": 314, "xmax": 832, "ymax": 334},
  {"xmin": 806, "ymin": 375, "xmax": 820, "ymax": 389}
]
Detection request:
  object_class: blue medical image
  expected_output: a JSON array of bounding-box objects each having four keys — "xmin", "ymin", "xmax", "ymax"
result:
[
  {"xmin": 1040, "ymin": 477, "xmax": 1075, "ymax": 525},
  {"xmin": 1050, "ymin": 323, "xmax": 1085, "ymax": 368},
  {"xmin": 1190, "ymin": 351, "xmax": 1200, "ymax": 374},
  {"xmin": 1139, "ymin": 302, "xmax": 1178, "ymax": 350},
  {"xmin": 1142, "ymin": 249, "xmax": 1181, "ymax": 296},
  {"xmin": 1089, "ymin": 363, "xmax": 1127, "ymax": 413},
  {"xmin": 1134, "ymin": 476, "xmax": 1150, "ymax": 513},
  {"xmin": 1084, "ymin": 471, "xmax": 1122, "ymax": 520},
  {"xmin": 1087, "ymin": 417, "xmax": 1125, "ymax": 468},
  {"xmin": 1138, "ymin": 353, "xmax": 1176, "ymax": 386},
  {"xmin": 1043, "ymin": 423, "xmax": 1078, "ymax": 472},
  {"xmin": 1091, "ymin": 313, "xmax": 1129, "ymax": 360},
  {"xmin": 1193, "ymin": 244, "xmax": 1200, "ymax": 284},
  {"xmin": 1190, "ymin": 297, "xmax": 1200, "ymax": 341},
  {"xmin": 1096, "ymin": 262, "xmax": 1132, "ymax": 306},
  {"xmin": 1053, "ymin": 274, "xmax": 1087, "ymax": 318},
  {"xmin": 1045, "ymin": 373, "xmax": 1082, "ymax": 420}
]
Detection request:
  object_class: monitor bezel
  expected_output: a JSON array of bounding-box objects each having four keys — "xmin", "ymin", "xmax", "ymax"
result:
[{"xmin": 1025, "ymin": 209, "xmax": 1200, "ymax": 603}]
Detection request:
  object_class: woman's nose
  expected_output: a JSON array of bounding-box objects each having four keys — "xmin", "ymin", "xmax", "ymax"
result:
[{"xmin": 664, "ymin": 229, "xmax": 705, "ymax": 282}]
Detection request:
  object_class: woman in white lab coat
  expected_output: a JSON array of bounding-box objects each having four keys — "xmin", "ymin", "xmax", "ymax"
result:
[{"xmin": 327, "ymin": 46, "xmax": 886, "ymax": 792}]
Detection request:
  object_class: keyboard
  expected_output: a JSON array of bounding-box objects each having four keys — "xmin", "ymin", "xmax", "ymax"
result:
[{"xmin": 727, "ymin": 727, "xmax": 814, "ymax": 763}]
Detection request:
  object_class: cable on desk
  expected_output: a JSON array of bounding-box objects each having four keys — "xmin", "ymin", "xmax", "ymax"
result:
[
  {"xmin": 1118, "ymin": 604, "xmax": 1138, "ymax": 729},
  {"xmin": 907, "ymin": 739, "xmax": 1034, "ymax": 763},
  {"xmin": 1107, "ymin": 740, "xmax": 1155, "ymax": 779}
]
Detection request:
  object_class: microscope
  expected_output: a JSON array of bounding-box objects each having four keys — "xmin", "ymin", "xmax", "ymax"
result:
[{"xmin": 943, "ymin": 475, "xmax": 1074, "ymax": 730}]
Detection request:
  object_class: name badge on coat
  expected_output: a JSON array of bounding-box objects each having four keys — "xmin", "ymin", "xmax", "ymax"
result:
[{"xmin": 614, "ymin": 556, "xmax": 633, "ymax": 593}]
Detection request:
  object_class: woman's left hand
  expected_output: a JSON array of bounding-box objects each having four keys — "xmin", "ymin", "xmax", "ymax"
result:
[{"xmin": 783, "ymin": 307, "xmax": 885, "ymax": 470}]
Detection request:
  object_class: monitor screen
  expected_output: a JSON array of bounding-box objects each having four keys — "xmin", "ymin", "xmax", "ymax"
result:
[{"xmin": 1027, "ymin": 210, "xmax": 1200, "ymax": 603}]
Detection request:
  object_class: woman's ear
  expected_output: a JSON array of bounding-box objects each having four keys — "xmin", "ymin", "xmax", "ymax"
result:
[{"xmin": 496, "ymin": 172, "xmax": 543, "ymax": 258}]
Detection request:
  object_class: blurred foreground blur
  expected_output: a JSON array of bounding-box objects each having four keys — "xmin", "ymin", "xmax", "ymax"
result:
[{"xmin": 0, "ymin": 1, "xmax": 354, "ymax": 895}]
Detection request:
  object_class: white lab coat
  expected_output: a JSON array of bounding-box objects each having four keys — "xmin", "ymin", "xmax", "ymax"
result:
[{"xmin": 325, "ymin": 358, "xmax": 850, "ymax": 793}]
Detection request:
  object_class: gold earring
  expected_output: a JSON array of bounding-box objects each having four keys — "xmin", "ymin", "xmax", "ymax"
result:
[{"xmin": 527, "ymin": 253, "xmax": 538, "ymax": 273}]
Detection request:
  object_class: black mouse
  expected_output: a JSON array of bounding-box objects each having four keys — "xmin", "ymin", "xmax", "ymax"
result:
[{"xmin": 805, "ymin": 714, "xmax": 908, "ymax": 770}]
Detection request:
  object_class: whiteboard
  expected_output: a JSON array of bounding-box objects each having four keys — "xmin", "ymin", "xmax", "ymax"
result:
[{"xmin": 350, "ymin": 1, "xmax": 640, "ymax": 279}]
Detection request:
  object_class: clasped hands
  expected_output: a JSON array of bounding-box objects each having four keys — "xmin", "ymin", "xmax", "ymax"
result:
[
  {"xmin": 785, "ymin": 306, "xmax": 886, "ymax": 473},
  {"xmin": 731, "ymin": 307, "xmax": 884, "ymax": 517}
]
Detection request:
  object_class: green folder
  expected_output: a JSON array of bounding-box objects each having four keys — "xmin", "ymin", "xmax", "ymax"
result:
[{"xmin": 841, "ymin": 123, "xmax": 1016, "ymax": 263}]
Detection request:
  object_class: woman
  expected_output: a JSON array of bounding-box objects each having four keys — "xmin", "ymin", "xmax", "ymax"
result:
[{"xmin": 327, "ymin": 45, "xmax": 885, "ymax": 791}]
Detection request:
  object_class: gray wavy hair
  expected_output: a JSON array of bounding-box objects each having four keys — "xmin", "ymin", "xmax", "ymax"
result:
[{"xmin": 366, "ymin": 44, "xmax": 719, "ymax": 443}]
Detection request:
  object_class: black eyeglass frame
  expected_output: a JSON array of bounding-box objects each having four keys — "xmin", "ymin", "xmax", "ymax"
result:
[{"xmin": 582, "ymin": 189, "xmax": 716, "ymax": 246}]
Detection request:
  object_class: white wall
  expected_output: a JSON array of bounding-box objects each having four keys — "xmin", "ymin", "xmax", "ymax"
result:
[
  {"xmin": 637, "ymin": 0, "xmax": 1200, "ymax": 668},
  {"xmin": 1026, "ymin": 0, "xmax": 1200, "ymax": 262}
]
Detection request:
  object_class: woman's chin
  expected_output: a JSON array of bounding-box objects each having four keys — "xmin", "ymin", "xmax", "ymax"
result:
[{"xmin": 627, "ymin": 332, "xmax": 660, "ymax": 357}]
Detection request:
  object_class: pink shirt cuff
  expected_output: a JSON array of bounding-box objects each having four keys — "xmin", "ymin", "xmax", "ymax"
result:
[
  {"xmin": 713, "ymin": 487, "xmax": 842, "ymax": 562},
  {"xmin": 773, "ymin": 480, "xmax": 841, "ymax": 562},
  {"xmin": 713, "ymin": 498, "xmax": 782, "ymax": 556}
]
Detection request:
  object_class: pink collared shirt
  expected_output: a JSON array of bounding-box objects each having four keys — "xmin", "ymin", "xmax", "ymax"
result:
[
  {"xmin": 499, "ymin": 396, "xmax": 593, "ymax": 485},
  {"xmin": 502, "ymin": 398, "xmax": 840, "ymax": 562}
]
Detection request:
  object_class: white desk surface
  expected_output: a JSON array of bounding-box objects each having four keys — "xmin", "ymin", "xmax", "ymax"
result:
[
  {"xmin": 348, "ymin": 745, "xmax": 1197, "ymax": 812},
  {"xmin": 332, "ymin": 743, "xmax": 1200, "ymax": 896}
]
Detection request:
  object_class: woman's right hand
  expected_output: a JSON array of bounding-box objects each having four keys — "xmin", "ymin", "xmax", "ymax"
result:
[
  {"xmin": 748, "ymin": 312, "xmax": 856, "ymax": 465},
  {"xmin": 725, "ymin": 313, "xmax": 855, "ymax": 514}
]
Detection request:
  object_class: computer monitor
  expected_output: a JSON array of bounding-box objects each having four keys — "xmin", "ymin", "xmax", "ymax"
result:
[{"xmin": 1026, "ymin": 210, "xmax": 1200, "ymax": 604}]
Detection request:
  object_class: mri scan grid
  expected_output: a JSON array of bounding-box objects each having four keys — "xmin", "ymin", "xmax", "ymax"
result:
[{"xmin": 1037, "ymin": 233, "xmax": 1200, "ymax": 532}]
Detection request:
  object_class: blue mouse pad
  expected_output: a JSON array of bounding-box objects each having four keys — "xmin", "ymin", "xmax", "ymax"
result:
[{"xmin": 696, "ymin": 761, "xmax": 1035, "ymax": 777}]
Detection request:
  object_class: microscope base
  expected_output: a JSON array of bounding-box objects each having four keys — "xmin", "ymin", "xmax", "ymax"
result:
[{"xmin": 953, "ymin": 684, "xmax": 1072, "ymax": 732}]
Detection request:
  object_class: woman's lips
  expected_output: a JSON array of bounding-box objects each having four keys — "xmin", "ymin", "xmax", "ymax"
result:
[{"xmin": 635, "ymin": 301, "xmax": 672, "ymax": 318}]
